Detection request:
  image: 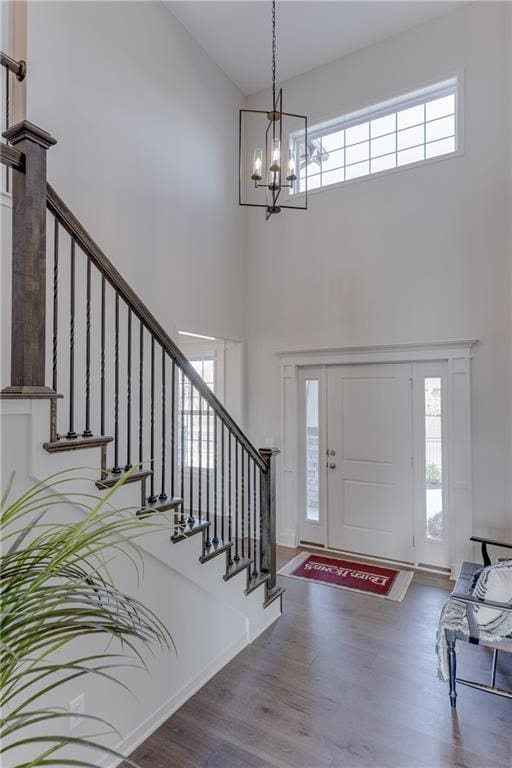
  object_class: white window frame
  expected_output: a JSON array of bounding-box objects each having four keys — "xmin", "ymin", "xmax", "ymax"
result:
[
  {"xmin": 289, "ymin": 73, "xmax": 464, "ymax": 198},
  {"xmin": 178, "ymin": 337, "xmax": 226, "ymax": 471}
]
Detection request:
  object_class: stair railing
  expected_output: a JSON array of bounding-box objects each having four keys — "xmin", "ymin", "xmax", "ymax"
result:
[
  {"xmin": 0, "ymin": 114, "xmax": 279, "ymax": 592},
  {"xmin": 1, "ymin": 51, "xmax": 25, "ymax": 193}
]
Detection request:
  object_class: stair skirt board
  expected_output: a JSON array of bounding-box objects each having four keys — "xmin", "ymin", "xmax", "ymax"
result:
[{"xmin": 99, "ymin": 605, "xmax": 282, "ymax": 768}]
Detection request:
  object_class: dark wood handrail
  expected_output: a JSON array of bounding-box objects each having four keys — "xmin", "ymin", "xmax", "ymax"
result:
[
  {"xmin": 0, "ymin": 143, "xmax": 24, "ymax": 171},
  {"xmin": 0, "ymin": 51, "xmax": 26, "ymax": 81},
  {"xmin": 46, "ymin": 183, "xmax": 268, "ymax": 471}
]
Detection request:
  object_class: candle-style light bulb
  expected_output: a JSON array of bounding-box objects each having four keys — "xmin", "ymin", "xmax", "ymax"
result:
[
  {"xmin": 269, "ymin": 137, "xmax": 281, "ymax": 172},
  {"xmin": 251, "ymin": 148, "xmax": 263, "ymax": 181},
  {"xmin": 267, "ymin": 168, "xmax": 280, "ymax": 191},
  {"xmin": 286, "ymin": 149, "xmax": 297, "ymax": 182}
]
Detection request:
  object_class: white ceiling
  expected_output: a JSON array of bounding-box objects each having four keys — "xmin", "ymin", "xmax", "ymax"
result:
[{"xmin": 166, "ymin": 1, "xmax": 465, "ymax": 95}]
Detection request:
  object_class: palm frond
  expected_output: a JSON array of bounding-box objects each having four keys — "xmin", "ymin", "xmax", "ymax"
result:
[{"xmin": 1, "ymin": 471, "xmax": 174, "ymax": 767}]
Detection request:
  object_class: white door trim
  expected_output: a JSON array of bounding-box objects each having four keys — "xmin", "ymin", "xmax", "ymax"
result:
[{"xmin": 278, "ymin": 340, "xmax": 477, "ymax": 577}]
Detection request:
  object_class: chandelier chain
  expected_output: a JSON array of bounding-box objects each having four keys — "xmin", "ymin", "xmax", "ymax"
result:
[{"xmin": 272, "ymin": 0, "xmax": 276, "ymax": 101}]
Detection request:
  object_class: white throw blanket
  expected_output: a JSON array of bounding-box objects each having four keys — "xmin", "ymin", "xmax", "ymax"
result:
[{"xmin": 436, "ymin": 560, "xmax": 512, "ymax": 682}]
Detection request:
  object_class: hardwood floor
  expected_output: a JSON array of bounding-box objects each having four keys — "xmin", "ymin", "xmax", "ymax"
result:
[{"xmin": 127, "ymin": 546, "xmax": 511, "ymax": 768}]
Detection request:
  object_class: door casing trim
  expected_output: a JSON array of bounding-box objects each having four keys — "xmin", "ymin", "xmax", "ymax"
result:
[{"xmin": 278, "ymin": 340, "xmax": 477, "ymax": 578}]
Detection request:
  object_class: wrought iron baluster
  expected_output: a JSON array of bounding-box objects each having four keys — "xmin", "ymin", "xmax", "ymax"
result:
[
  {"xmin": 234, "ymin": 439, "xmax": 240, "ymax": 562},
  {"xmin": 252, "ymin": 462, "xmax": 258, "ymax": 577},
  {"xmin": 259, "ymin": 464, "xmax": 263, "ymax": 572},
  {"xmin": 206, "ymin": 405, "xmax": 210, "ymax": 543},
  {"xmin": 83, "ymin": 257, "xmax": 92, "ymax": 437},
  {"xmin": 148, "ymin": 335, "xmax": 156, "ymax": 502},
  {"xmin": 198, "ymin": 395, "xmax": 202, "ymax": 523},
  {"xmin": 247, "ymin": 457, "xmax": 251, "ymax": 565},
  {"xmin": 138, "ymin": 321, "xmax": 144, "ymax": 466},
  {"xmin": 228, "ymin": 429, "xmax": 233, "ymax": 563},
  {"xmin": 66, "ymin": 239, "xmax": 77, "ymax": 439},
  {"xmin": 100, "ymin": 274, "xmax": 106, "ymax": 435},
  {"xmin": 180, "ymin": 369, "xmax": 185, "ymax": 524},
  {"xmin": 187, "ymin": 381, "xmax": 194, "ymax": 524},
  {"xmin": 241, "ymin": 449, "xmax": 245, "ymax": 559},
  {"xmin": 170, "ymin": 359, "xmax": 176, "ymax": 498},
  {"xmin": 52, "ymin": 218, "xmax": 59, "ymax": 393},
  {"xmin": 221, "ymin": 424, "xmax": 225, "ymax": 544},
  {"xmin": 213, "ymin": 414, "xmax": 219, "ymax": 545},
  {"xmin": 112, "ymin": 291, "xmax": 121, "ymax": 473},
  {"xmin": 125, "ymin": 308, "xmax": 132, "ymax": 469},
  {"xmin": 160, "ymin": 346, "xmax": 167, "ymax": 500},
  {"xmin": 5, "ymin": 67, "xmax": 9, "ymax": 193}
]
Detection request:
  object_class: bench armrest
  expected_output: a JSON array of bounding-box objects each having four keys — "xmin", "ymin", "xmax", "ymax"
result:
[
  {"xmin": 470, "ymin": 536, "xmax": 512, "ymax": 566},
  {"xmin": 451, "ymin": 591, "xmax": 512, "ymax": 612}
]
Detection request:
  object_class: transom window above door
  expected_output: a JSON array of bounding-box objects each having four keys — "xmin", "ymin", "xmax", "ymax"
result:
[{"xmin": 290, "ymin": 77, "xmax": 460, "ymax": 193}]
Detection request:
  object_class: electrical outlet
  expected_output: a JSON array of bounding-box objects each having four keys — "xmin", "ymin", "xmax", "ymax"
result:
[{"xmin": 68, "ymin": 693, "xmax": 85, "ymax": 731}]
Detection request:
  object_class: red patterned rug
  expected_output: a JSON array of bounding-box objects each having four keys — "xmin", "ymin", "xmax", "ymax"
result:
[{"xmin": 278, "ymin": 551, "xmax": 413, "ymax": 602}]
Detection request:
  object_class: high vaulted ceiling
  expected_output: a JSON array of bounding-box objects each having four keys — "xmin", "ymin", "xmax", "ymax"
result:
[{"xmin": 166, "ymin": 1, "xmax": 465, "ymax": 95}]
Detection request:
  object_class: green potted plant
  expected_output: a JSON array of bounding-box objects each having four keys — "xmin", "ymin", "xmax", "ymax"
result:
[{"xmin": 0, "ymin": 469, "xmax": 173, "ymax": 767}]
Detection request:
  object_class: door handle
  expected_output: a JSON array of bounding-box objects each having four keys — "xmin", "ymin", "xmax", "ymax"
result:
[{"xmin": 328, "ymin": 463, "xmax": 336, "ymax": 469}]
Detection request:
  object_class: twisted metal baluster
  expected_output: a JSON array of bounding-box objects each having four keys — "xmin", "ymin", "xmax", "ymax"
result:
[{"xmin": 83, "ymin": 257, "xmax": 92, "ymax": 437}]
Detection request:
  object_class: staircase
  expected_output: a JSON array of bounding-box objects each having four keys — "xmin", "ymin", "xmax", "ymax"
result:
[{"xmin": 0, "ymin": 56, "xmax": 283, "ymax": 614}]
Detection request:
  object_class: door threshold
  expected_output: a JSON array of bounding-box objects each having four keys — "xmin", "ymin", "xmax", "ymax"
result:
[{"xmin": 298, "ymin": 542, "xmax": 450, "ymax": 576}]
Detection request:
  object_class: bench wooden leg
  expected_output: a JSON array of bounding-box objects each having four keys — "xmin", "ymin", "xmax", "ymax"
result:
[{"xmin": 447, "ymin": 637, "xmax": 457, "ymax": 708}]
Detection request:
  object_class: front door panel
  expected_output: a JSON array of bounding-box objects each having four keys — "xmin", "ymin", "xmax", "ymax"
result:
[{"xmin": 327, "ymin": 364, "xmax": 414, "ymax": 562}]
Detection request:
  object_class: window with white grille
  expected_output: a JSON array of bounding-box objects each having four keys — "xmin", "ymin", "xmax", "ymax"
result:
[{"xmin": 291, "ymin": 78, "xmax": 460, "ymax": 194}]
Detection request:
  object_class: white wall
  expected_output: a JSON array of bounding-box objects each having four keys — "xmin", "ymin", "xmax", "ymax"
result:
[
  {"xmin": 244, "ymin": 2, "xmax": 512, "ymax": 540},
  {"xmin": 24, "ymin": 0, "xmax": 245, "ymax": 347}
]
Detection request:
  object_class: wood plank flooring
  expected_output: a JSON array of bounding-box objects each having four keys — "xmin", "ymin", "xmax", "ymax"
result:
[{"xmin": 126, "ymin": 547, "xmax": 511, "ymax": 768}]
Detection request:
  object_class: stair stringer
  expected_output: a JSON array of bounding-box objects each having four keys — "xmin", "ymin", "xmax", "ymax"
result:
[
  {"xmin": 1, "ymin": 397, "xmax": 281, "ymax": 766},
  {"xmin": 1, "ymin": 397, "xmax": 281, "ymax": 641}
]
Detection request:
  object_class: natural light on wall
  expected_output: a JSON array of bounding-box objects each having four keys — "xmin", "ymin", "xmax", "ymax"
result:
[{"xmin": 290, "ymin": 77, "xmax": 459, "ymax": 194}]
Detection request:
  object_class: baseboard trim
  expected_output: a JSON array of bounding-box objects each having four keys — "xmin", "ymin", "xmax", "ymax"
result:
[
  {"xmin": 101, "ymin": 633, "xmax": 248, "ymax": 768},
  {"xmin": 277, "ymin": 530, "xmax": 297, "ymax": 548}
]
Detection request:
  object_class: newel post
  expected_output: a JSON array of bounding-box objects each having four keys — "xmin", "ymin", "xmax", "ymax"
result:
[
  {"xmin": 1, "ymin": 120, "xmax": 57, "ymax": 398},
  {"xmin": 259, "ymin": 447, "xmax": 280, "ymax": 590}
]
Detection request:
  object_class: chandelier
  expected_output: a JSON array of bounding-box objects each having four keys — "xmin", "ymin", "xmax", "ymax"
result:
[{"xmin": 239, "ymin": 0, "xmax": 308, "ymax": 219}]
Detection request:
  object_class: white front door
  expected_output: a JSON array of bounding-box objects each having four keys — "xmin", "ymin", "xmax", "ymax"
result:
[{"xmin": 326, "ymin": 364, "xmax": 414, "ymax": 563}]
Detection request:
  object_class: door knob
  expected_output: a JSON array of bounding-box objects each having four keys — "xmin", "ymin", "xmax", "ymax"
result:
[{"xmin": 328, "ymin": 463, "xmax": 336, "ymax": 469}]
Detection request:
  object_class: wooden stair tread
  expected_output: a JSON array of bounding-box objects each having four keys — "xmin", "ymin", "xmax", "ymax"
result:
[
  {"xmin": 245, "ymin": 571, "xmax": 270, "ymax": 595},
  {"xmin": 138, "ymin": 496, "xmax": 183, "ymax": 517},
  {"xmin": 200, "ymin": 540, "xmax": 232, "ymax": 563},
  {"xmin": 263, "ymin": 585, "xmax": 285, "ymax": 609},
  {"xmin": 96, "ymin": 468, "xmax": 152, "ymax": 489},
  {"xmin": 44, "ymin": 434, "xmax": 113, "ymax": 453},
  {"xmin": 224, "ymin": 557, "xmax": 252, "ymax": 581},
  {"xmin": 171, "ymin": 519, "xmax": 210, "ymax": 543}
]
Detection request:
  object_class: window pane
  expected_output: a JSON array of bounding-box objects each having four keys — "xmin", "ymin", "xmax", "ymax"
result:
[
  {"xmin": 371, "ymin": 112, "xmax": 396, "ymax": 138},
  {"xmin": 346, "ymin": 160, "xmax": 369, "ymax": 180},
  {"xmin": 397, "ymin": 145, "xmax": 425, "ymax": 166},
  {"xmin": 426, "ymin": 115, "xmax": 455, "ymax": 143},
  {"xmin": 371, "ymin": 133, "xmax": 396, "ymax": 158},
  {"xmin": 346, "ymin": 141, "xmax": 369, "ymax": 165},
  {"xmin": 321, "ymin": 148, "xmax": 344, "ymax": 172},
  {"xmin": 305, "ymin": 380, "xmax": 319, "ymax": 521},
  {"xmin": 322, "ymin": 167, "xmax": 344, "ymax": 186},
  {"xmin": 426, "ymin": 94, "xmax": 454, "ymax": 122},
  {"xmin": 322, "ymin": 130, "xmax": 344, "ymax": 152},
  {"xmin": 426, "ymin": 136, "xmax": 455, "ymax": 158},
  {"xmin": 182, "ymin": 357, "xmax": 216, "ymax": 469},
  {"xmin": 371, "ymin": 153, "xmax": 396, "ymax": 173},
  {"xmin": 346, "ymin": 121, "xmax": 369, "ymax": 146},
  {"xmin": 425, "ymin": 378, "xmax": 443, "ymax": 541},
  {"xmin": 397, "ymin": 124, "xmax": 424, "ymax": 151},
  {"xmin": 397, "ymin": 103, "xmax": 424, "ymax": 130}
]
